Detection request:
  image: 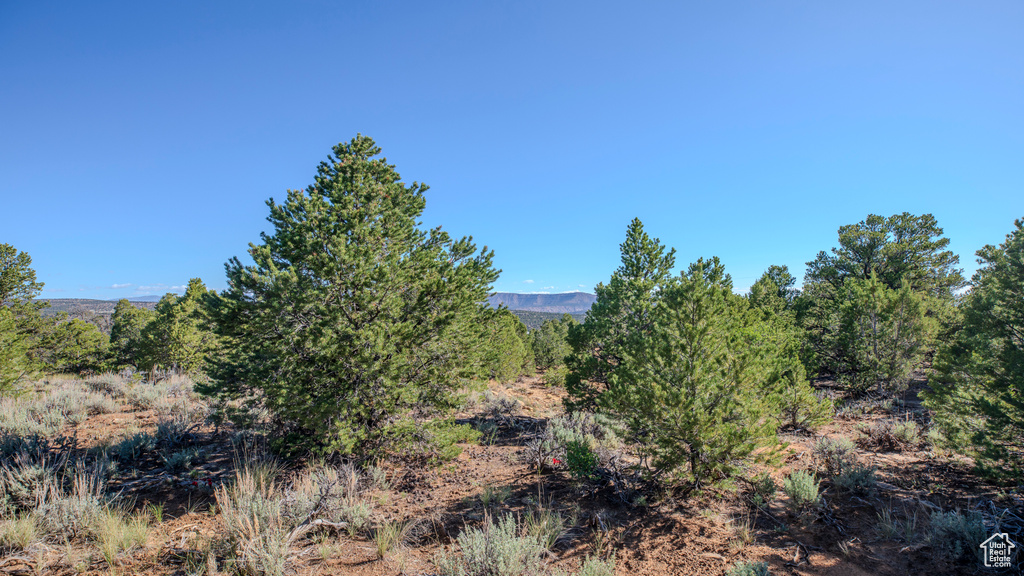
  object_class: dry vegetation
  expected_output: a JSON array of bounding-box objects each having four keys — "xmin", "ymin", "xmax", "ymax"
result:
[{"xmin": 0, "ymin": 371, "xmax": 1020, "ymax": 576}]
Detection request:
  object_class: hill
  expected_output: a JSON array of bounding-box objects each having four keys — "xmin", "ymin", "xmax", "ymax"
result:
[
  {"xmin": 509, "ymin": 309, "xmax": 586, "ymax": 330},
  {"xmin": 487, "ymin": 291, "xmax": 596, "ymax": 314},
  {"xmin": 38, "ymin": 298, "xmax": 157, "ymax": 316}
]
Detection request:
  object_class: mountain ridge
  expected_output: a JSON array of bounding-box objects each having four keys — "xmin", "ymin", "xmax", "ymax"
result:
[{"xmin": 486, "ymin": 291, "xmax": 596, "ymax": 314}]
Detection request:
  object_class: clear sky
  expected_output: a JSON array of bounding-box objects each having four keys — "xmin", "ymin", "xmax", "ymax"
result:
[{"xmin": 2, "ymin": 1, "xmax": 1022, "ymax": 299}]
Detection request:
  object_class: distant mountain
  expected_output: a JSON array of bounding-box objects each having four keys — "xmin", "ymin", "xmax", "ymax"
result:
[
  {"xmin": 126, "ymin": 295, "xmax": 164, "ymax": 302},
  {"xmin": 487, "ymin": 292, "xmax": 596, "ymax": 314},
  {"xmin": 38, "ymin": 299, "xmax": 157, "ymax": 316}
]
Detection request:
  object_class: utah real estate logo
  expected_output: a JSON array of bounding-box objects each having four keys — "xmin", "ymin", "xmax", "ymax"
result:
[{"xmin": 980, "ymin": 533, "xmax": 1016, "ymax": 569}]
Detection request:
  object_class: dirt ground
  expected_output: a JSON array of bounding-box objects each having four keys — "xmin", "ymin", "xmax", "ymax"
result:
[{"xmin": 6, "ymin": 373, "xmax": 1023, "ymax": 576}]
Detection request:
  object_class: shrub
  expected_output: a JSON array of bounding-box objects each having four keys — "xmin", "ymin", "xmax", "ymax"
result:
[
  {"xmin": 812, "ymin": 436, "xmax": 856, "ymax": 478},
  {"xmin": 542, "ymin": 365, "xmax": 568, "ymax": 387},
  {"xmin": 782, "ymin": 471, "xmax": 820, "ymax": 511},
  {"xmin": 162, "ymin": 447, "xmax": 203, "ymax": 473},
  {"xmin": 892, "ymin": 420, "xmax": 920, "ymax": 446},
  {"xmin": 216, "ymin": 465, "xmax": 291, "ymax": 576},
  {"xmin": 578, "ymin": 554, "xmax": 615, "ymax": 576},
  {"xmin": 929, "ymin": 510, "xmax": 986, "ymax": 565},
  {"xmin": 565, "ymin": 440, "xmax": 598, "ymax": 481},
  {"xmin": 833, "ymin": 462, "xmax": 876, "ymax": 496},
  {"xmin": 112, "ymin": 432, "xmax": 156, "ymax": 462},
  {"xmin": 434, "ymin": 514, "xmax": 545, "ymax": 576},
  {"xmin": 748, "ymin": 473, "xmax": 776, "ymax": 508},
  {"xmin": 37, "ymin": 465, "xmax": 109, "ymax": 539},
  {"xmin": 727, "ymin": 561, "xmax": 771, "ymax": 576},
  {"xmin": 84, "ymin": 374, "xmax": 130, "ymax": 398}
]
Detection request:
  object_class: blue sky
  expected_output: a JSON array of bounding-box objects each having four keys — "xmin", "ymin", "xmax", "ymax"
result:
[{"xmin": 2, "ymin": 1, "xmax": 1021, "ymax": 299}]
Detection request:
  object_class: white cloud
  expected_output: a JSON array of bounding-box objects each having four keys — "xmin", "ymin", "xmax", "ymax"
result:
[
  {"xmin": 111, "ymin": 283, "xmax": 133, "ymax": 289},
  {"xmin": 543, "ymin": 286, "xmax": 555, "ymax": 290},
  {"xmin": 523, "ymin": 279, "xmax": 534, "ymax": 284},
  {"xmin": 578, "ymin": 284, "xmax": 587, "ymax": 288}
]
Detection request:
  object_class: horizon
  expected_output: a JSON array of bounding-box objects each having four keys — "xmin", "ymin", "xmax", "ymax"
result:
[{"xmin": 3, "ymin": 2, "xmax": 1021, "ymax": 300}]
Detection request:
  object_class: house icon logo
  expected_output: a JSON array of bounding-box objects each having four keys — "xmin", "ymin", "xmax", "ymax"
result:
[{"xmin": 980, "ymin": 533, "xmax": 1016, "ymax": 569}]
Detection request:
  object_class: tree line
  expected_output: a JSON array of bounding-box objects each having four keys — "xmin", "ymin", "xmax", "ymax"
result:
[{"xmin": 1, "ymin": 134, "xmax": 1020, "ymax": 482}]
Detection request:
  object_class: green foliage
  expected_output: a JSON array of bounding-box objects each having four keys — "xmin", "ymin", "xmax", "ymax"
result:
[
  {"xmin": 924, "ymin": 217, "xmax": 1024, "ymax": 479},
  {"xmin": 531, "ymin": 313, "xmax": 576, "ymax": 370},
  {"xmin": 747, "ymin": 472, "xmax": 777, "ymax": 508},
  {"xmin": 109, "ymin": 300, "xmax": 155, "ymax": 370},
  {"xmin": 603, "ymin": 255, "xmax": 782, "ymax": 486},
  {"xmin": 833, "ymin": 462, "xmax": 876, "ymax": 496},
  {"xmin": 207, "ymin": 136, "xmax": 499, "ymax": 460},
  {"xmin": 749, "ymin": 266, "xmax": 831, "ymax": 430},
  {"xmin": 578, "ymin": 555, "xmax": 616, "ymax": 576},
  {"xmin": 0, "ymin": 309, "xmax": 32, "ymax": 395},
  {"xmin": 565, "ymin": 218, "xmax": 676, "ymax": 412},
  {"xmin": 928, "ymin": 510, "xmax": 986, "ymax": 565},
  {"xmin": 836, "ymin": 275, "xmax": 934, "ymax": 393},
  {"xmin": 0, "ymin": 245, "xmax": 48, "ymax": 394},
  {"xmin": 481, "ymin": 308, "xmax": 533, "ymax": 383},
  {"xmin": 140, "ymin": 279, "xmax": 218, "ymax": 375},
  {"xmin": 726, "ymin": 561, "xmax": 771, "ymax": 576},
  {"xmin": 39, "ymin": 319, "xmax": 109, "ymax": 374},
  {"xmin": 568, "ymin": 221, "xmax": 781, "ymax": 487},
  {"xmin": 434, "ymin": 514, "xmax": 546, "ymax": 576},
  {"xmin": 799, "ymin": 213, "xmax": 961, "ymax": 389},
  {"xmin": 812, "ymin": 436, "xmax": 856, "ymax": 478},
  {"xmin": 782, "ymin": 470, "xmax": 820, "ymax": 510},
  {"xmin": 0, "ymin": 244, "xmax": 43, "ymax": 308},
  {"xmin": 564, "ymin": 440, "xmax": 598, "ymax": 481}
]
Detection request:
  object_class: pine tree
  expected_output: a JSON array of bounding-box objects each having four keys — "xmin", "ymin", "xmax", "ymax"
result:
[
  {"xmin": 603, "ymin": 257, "xmax": 780, "ymax": 486},
  {"xmin": 39, "ymin": 319, "xmax": 108, "ymax": 374},
  {"xmin": 109, "ymin": 299, "xmax": 156, "ymax": 370},
  {"xmin": 837, "ymin": 274, "xmax": 934, "ymax": 393},
  {"xmin": 206, "ymin": 135, "xmax": 499, "ymax": 459},
  {"xmin": 531, "ymin": 313, "xmax": 576, "ymax": 370},
  {"xmin": 924, "ymin": 217, "xmax": 1024, "ymax": 479},
  {"xmin": 140, "ymin": 279, "xmax": 218, "ymax": 375},
  {"xmin": 748, "ymin": 268, "xmax": 830, "ymax": 430},
  {"xmin": 564, "ymin": 218, "xmax": 675, "ymax": 411},
  {"xmin": 0, "ymin": 244, "xmax": 48, "ymax": 394},
  {"xmin": 481, "ymin": 308, "xmax": 533, "ymax": 383}
]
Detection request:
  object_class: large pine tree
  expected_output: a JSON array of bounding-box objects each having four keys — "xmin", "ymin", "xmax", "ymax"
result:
[{"xmin": 207, "ymin": 136, "xmax": 498, "ymax": 459}]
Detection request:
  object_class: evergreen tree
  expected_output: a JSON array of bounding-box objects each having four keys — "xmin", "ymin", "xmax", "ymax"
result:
[
  {"xmin": 39, "ymin": 319, "xmax": 108, "ymax": 374},
  {"xmin": 799, "ymin": 213, "xmax": 960, "ymax": 388},
  {"xmin": 837, "ymin": 275, "xmax": 934, "ymax": 393},
  {"xmin": 109, "ymin": 299, "xmax": 156, "ymax": 370},
  {"xmin": 531, "ymin": 313, "xmax": 576, "ymax": 370},
  {"xmin": 748, "ymin": 268, "xmax": 830, "ymax": 429},
  {"xmin": 206, "ymin": 136, "xmax": 499, "ymax": 459},
  {"xmin": 603, "ymin": 257, "xmax": 780, "ymax": 486},
  {"xmin": 564, "ymin": 218, "xmax": 675, "ymax": 411},
  {"xmin": 924, "ymin": 218, "xmax": 1024, "ymax": 479},
  {"xmin": 140, "ymin": 279, "xmax": 218, "ymax": 375},
  {"xmin": 480, "ymin": 308, "xmax": 533, "ymax": 383},
  {"xmin": 0, "ymin": 244, "xmax": 48, "ymax": 394}
]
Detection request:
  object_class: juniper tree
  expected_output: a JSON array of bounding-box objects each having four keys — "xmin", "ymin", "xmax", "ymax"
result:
[
  {"xmin": 206, "ymin": 135, "xmax": 498, "ymax": 459},
  {"xmin": 924, "ymin": 217, "xmax": 1024, "ymax": 479}
]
